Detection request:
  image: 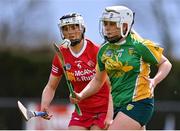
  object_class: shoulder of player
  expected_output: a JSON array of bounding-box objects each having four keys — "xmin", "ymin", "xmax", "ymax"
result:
[
  {"xmin": 99, "ymin": 41, "xmax": 109, "ymax": 50},
  {"xmin": 136, "ymin": 39, "xmax": 160, "ymax": 50},
  {"xmin": 130, "ymin": 33, "xmax": 157, "ymax": 47},
  {"xmin": 132, "ymin": 38, "xmax": 162, "ymax": 57},
  {"xmin": 96, "ymin": 42, "xmax": 109, "ymax": 56},
  {"xmin": 85, "ymin": 38, "xmax": 100, "ymax": 49}
]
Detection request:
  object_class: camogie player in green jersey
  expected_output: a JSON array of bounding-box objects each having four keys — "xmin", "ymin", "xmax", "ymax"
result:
[{"xmin": 70, "ymin": 5, "xmax": 172, "ymax": 130}]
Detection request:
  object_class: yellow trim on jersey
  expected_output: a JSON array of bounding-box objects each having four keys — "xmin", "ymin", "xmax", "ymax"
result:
[
  {"xmin": 131, "ymin": 32, "xmax": 144, "ymax": 42},
  {"xmin": 133, "ymin": 58, "xmax": 152, "ymax": 101}
]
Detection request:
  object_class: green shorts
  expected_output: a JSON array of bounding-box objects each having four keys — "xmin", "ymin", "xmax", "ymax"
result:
[{"xmin": 114, "ymin": 98, "xmax": 154, "ymax": 126}]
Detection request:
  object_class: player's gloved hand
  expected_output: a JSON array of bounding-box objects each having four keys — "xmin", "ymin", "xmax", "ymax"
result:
[
  {"xmin": 40, "ymin": 108, "xmax": 53, "ymax": 120},
  {"xmin": 41, "ymin": 112, "xmax": 52, "ymax": 120}
]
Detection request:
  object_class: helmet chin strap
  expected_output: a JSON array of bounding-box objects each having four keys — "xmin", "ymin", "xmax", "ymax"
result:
[
  {"xmin": 105, "ymin": 35, "xmax": 122, "ymax": 43},
  {"xmin": 70, "ymin": 39, "xmax": 81, "ymax": 46},
  {"xmin": 69, "ymin": 33, "xmax": 84, "ymax": 46}
]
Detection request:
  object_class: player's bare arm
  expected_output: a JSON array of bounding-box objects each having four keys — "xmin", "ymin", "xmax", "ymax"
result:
[
  {"xmin": 143, "ymin": 55, "xmax": 172, "ymax": 95},
  {"xmin": 40, "ymin": 74, "xmax": 62, "ymax": 119},
  {"xmin": 80, "ymin": 70, "xmax": 107, "ymax": 100},
  {"xmin": 70, "ymin": 70, "xmax": 107, "ymax": 103},
  {"xmin": 104, "ymin": 93, "xmax": 114, "ymax": 129},
  {"xmin": 153, "ymin": 55, "xmax": 172, "ymax": 87}
]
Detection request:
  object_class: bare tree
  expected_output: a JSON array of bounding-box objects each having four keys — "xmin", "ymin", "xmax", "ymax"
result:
[{"xmin": 151, "ymin": 0, "xmax": 176, "ymax": 58}]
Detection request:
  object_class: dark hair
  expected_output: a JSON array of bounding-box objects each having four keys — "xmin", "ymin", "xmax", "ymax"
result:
[{"xmin": 60, "ymin": 13, "xmax": 82, "ymax": 20}]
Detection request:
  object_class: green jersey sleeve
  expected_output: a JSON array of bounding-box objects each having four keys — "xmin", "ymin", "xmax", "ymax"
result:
[{"xmin": 136, "ymin": 40, "xmax": 164, "ymax": 65}]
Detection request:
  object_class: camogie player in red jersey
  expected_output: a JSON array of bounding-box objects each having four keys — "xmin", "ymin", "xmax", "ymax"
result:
[{"xmin": 40, "ymin": 13, "xmax": 113, "ymax": 130}]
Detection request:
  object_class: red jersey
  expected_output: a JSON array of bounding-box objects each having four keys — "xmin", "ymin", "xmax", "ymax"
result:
[{"xmin": 51, "ymin": 39, "xmax": 109, "ymax": 113}]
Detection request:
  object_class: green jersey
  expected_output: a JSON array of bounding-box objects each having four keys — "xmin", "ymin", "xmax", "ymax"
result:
[{"xmin": 97, "ymin": 33, "xmax": 163, "ymax": 108}]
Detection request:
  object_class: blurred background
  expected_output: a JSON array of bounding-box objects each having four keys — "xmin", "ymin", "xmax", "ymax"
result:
[{"xmin": 0, "ymin": 0, "xmax": 180, "ymax": 129}]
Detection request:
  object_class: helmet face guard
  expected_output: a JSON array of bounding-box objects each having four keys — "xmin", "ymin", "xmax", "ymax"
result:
[
  {"xmin": 58, "ymin": 13, "xmax": 85, "ymax": 46},
  {"xmin": 99, "ymin": 6, "xmax": 134, "ymax": 42}
]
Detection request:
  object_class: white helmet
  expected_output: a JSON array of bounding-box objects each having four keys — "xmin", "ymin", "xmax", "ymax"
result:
[
  {"xmin": 58, "ymin": 13, "xmax": 85, "ymax": 28},
  {"xmin": 100, "ymin": 5, "xmax": 134, "ymax": 39},
  {"xmin": 58, "ymin": 13, "xmax": 85, "ymax": 46}
]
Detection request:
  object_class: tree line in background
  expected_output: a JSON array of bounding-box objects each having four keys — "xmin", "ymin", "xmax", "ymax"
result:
[
  {"xmin": 0, "ymin": 48, "xmax": 69, "ymax": 99},
  {"xmin": 0, "ymin": 48, "xmax": 179, "ymax": 101}
]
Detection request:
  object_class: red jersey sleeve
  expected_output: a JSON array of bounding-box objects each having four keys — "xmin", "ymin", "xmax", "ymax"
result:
[{"xmin": 51, "ymin": 54, "xmax": 63, "ymax": 76}]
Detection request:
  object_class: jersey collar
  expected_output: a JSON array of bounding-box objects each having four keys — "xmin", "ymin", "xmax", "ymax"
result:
[
  {"xmin": 114, "ymin": 39, "xmax": 126, "ymax": 45},
  {"xmin": 69, "ymin": 39, "xmax": 87, "ymax": 58}
]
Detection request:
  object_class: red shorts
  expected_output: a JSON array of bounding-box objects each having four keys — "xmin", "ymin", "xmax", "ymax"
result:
[{"xmin": 68, "ymin": 111, "xmax": 106, "ymax": 129}]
